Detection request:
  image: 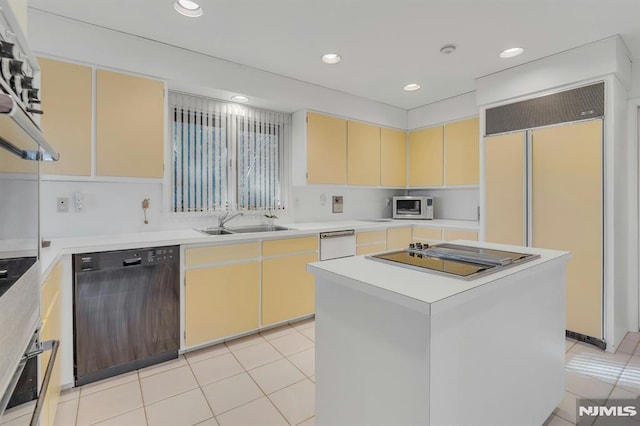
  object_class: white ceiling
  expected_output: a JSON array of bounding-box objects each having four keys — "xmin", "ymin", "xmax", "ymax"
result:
[{"xmin": 27, "ymin": 0, "xmax": 640, "ymax": 110}]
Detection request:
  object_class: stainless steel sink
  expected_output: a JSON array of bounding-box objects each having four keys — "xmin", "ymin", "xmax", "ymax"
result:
[
  {"xmin": 197, "ymin": 228, "xmax": 236, "ymax": 236},
  {"xmin": 227, "ymin": 225, "xmax": 290, "ymax": 233},
  {"xmin": 362, "ymin": 218, "xmax": 394, "ymax": 223}
]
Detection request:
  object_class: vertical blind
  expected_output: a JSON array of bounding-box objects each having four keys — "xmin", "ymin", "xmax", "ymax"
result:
[{"xmin": 169, "ymin": 92, "xmax": 290, "ymax": 213}]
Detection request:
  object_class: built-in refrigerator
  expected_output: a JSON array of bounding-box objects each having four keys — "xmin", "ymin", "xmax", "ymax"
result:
[{"xmin": 484, "ymin": 82, "xmax": 604, "ymax": 348}]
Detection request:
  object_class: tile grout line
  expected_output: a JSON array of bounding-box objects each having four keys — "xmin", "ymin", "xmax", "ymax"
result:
[
  {"xmin": 184, "ymin": 359, "xmax": 218, "ymax": 425},
  {"xmin": 225, "ymin": 337, "xmax": 293, "ymax": 425},
  {"xmin": 136, "ymin": 372, "xmax": 151, "ymax": 426}
]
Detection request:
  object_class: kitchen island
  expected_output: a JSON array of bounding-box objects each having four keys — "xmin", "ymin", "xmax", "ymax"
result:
[{"xmin": 307, "ymin": 241, "xmax": 570, "ymax": 426}]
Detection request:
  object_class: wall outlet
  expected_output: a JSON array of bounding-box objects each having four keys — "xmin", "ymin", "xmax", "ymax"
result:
[
  {"xmin": 57, "ymin": 197, "xmax": 69, "ymax": 213},
  {"xmin": 332, "ymin": 196, "xmax": 343, "ymax": 213}
]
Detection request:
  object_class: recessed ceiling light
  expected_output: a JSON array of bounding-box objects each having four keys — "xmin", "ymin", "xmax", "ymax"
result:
[
  {"xmin": 499, "ymin": 47, "xmax": 524, "ymax": 58},
  {"xmin": 174, "ymin": 0, "xmax": 203, "ymax": 17},
  {"xmin": 231, "ymin": 95, "xmax": 249, "ymax": 103},
  {"xmin": 440, "ymin": 44, "xmax": 456, "ymax": 55},
  {"xmin": 403, "ymin": 83, "xmax": 421, "ymax": 92},
  {"xmin": 321, "ymin": 53, "xmax": 342, "ymax": 64}
]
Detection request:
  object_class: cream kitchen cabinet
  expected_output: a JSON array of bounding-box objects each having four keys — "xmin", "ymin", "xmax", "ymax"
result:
[
  {"xmin": 443, "ymin": 229, "xmax": 478, "ymax": 241},
  {"xmin": 412, "ymin": 227, "xmax": 443, "ymax": 243},
  {"xmin": 408, "ymin": 126, "xmax": 443, "ymax": 187},
  {"xmin": 347, "ymin": 120, "xmax": 380, "ymax": 186},
  {"xmin": 40, "ymin": 261, "xmax": 63, "ymax": 426},
  {"xmin": 39, "ymin": 57, "xmax": 92, "ymax": 176},
  {"xmin": 386, "ymin": 227, "xmax": 412, "ymax": 250},
  {"xmin": 380, "ymin": 127, "xmax": 407, "ymax": 187},
  {"xmin": 184, "ymin": 242, "xmax": 260, "ymax": 347},
  {"xmin": 261, "ymin": 236, "xmax": 318, "ymax": 326},
  {"xmin": 355, "ymin": 230, "xmax": 387, "ymax": 255},
  {"xmin": 306, "ymin": 112, "xmax": 347, "ymax": 184},
  {"xmin": 96, "ymin": 69, "xmax": 164, "ymax": 178},
  {"xmin": 444, "ymin": 117, "xmax": 479, "ymax": 185}
]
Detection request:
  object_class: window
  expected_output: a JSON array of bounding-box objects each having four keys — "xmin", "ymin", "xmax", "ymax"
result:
[{"xmin": 169, "ymin": 92, "xmax": 290, "ymax": 213}]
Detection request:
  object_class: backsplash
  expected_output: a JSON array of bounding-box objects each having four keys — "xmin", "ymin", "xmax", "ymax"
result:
[
  {"xmin": 408, "ymin": 188, "xmax": 479, "ymax": 221},
  {"xmin": 40, "ymin": 180, "xmax": 292, "ymax": 238},
  {"xmin": 291, "ymin": 186, "xmax": 404, "ymax": 223}
]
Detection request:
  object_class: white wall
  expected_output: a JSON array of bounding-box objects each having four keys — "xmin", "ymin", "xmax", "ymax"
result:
[
  {"xmin": 291, "ymin": 186, "xmax": 403, "ymax": 223},
  {"xmin": 476, "ymin": 36, "xmax": 632, "ymax": 106},
  {"xmin": 408, "ymin": 189, "xmax": 479, "ymax": 221},
  {"xmin": 28, "ymin": 8, "xmax": 407, "ymax": 129},
  {"xmin": 407, "ymin": 92, "xmax": 477, "ymax": 130}
]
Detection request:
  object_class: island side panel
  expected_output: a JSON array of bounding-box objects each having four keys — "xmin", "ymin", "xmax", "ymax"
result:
[
  {"xmin": 315, "ymin": 272, "xmax": 431, "ymax": 426},
  {"xmin": 429, "ymin": 260, "xmax": 566, "ymax": 426}
]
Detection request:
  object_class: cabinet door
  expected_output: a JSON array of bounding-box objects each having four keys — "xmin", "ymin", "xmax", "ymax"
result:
[
  {"xmin": 307, "ymin": 112, "xmax": 347, "ymax": 184},
  {"xmin": 386, "ymin": 227, "xmax": 412, "ymax": 250},
  {"xmin": 356, "ymin": 243, "xmax": 386, "ymax": 255},
  {"xmin": 347, "ymin": 121, "xmax": 380, "ymax": 186},
  {"xmin": 532, "ymin": 120, "xmax": 602, "ymax": 339},
  {"xmin": 40, "ymin": 261, "xmax": 62, "ymax": 426},
  {"xmin": 380, "ymin": 128, "xmax": 407, "ymax": 187},
  {"xmin": 39, "ymin": 57, "xmax": 92, "ymax": 176},
  {"xmin": 484, "ymin": 132, "xmax": 526, "ymax": 245},
  {"xmin": 443, "ymin": 230, "xmax": 478, "ymax": 241},
  {"xmin": 96, "ymin": 70, "xmax": 164, "ymax": 178},
  {"xmin": 412, "ymin": 227, "xmax": 442, "ymax": 242},
  {"xmin": 408, "ymin": 126, "xmax": 443, "ymax": 187},
  {"xmin": 444, "ymin": 117, "xmax": 479, "ymax": 185},
  {"xmin": 262, "ymin": 252, "xmax": 318, "ymax": 326},
  {"xmin": 185, "ymin": 262, "xmax": 259, "ymax": 346}
]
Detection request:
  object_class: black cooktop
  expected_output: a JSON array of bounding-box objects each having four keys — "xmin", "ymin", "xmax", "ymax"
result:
[
  {"xmin": 0, "ymin": 257, "xmax": 37, "ymax": 298},
  {"xmin": 367, "ymin": 243, "xmax": 539, "ymax": 280}
]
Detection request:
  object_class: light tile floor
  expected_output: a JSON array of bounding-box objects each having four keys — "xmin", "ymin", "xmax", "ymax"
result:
[{"xmin": 8, "ymin": 319, "xmax": 640, "ymax": 426}]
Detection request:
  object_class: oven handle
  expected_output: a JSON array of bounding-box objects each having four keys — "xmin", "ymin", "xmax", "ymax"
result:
[{"xmin": 29, "ymin": 339, "xmax": 59, "ymax": 426}]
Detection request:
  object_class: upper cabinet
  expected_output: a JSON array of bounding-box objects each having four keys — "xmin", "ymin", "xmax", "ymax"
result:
[
  {"xmin": 407, "ymin": 117, "xmax": 479, "ymax": 188},
  {"xmin": 347, "ymin": 120, "xmax": 380, "ymax": 186},
  {"xmin": 408, "ymin": 126, "xmax": 443, "ymax": 187},
  {"xmin": 380, "ymin": 128, "xmax": 406, "ymax": 187},
  {"xmin": 444, "ymin": 117, "xmax": 479, "ymax": 185},
  {"xmin": 96, "ymin": 70, "xmax": 165, "ymax": 178},
  {"xmin": 306, "ymin": 112, "xmax": 347, "ymax": 184},
  {"xmin": 39, "ymin": 57, "xmax": 92, "ymax": 176}
]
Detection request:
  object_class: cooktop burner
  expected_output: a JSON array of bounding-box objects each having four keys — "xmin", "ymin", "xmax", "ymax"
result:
[{"xmin": 367, "ymin": 243, "xmax": 540, "ymax": 280}]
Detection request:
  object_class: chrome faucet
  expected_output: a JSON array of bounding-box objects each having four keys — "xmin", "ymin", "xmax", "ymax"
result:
[{"xmin": 218, "ymin": 211, "xmax": 243, "ymax": 228}]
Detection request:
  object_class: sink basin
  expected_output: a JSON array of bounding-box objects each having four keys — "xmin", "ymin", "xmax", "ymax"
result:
[
  {"xmin": 197, "ymin": 228, "xmax": 235, "ymax": 236},
  {"xmin": 362, "ymin": 219, "xmax": 394, "ymax": 223},
  {"xmin": 227, "ymin": 225, "xmax": 290, "ymax": 233}
]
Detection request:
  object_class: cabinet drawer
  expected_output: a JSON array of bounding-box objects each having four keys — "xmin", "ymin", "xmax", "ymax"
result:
[
  {"xmin": 413, "ymin": 227, "xmax": 442, "ymax": 241},
  {"xmin": 356, "ymin": 230, "xmax": 386, "ymax": 245},
  {"xmin": 186, "ymin": 242, "xmax": 260, "ymax": 266},
  {"xmin": 386, "ymin": 227, "xmax": 412, "ymax": 250},
  {"xmin": 356, "ymin": 243, "xmax": 386, "ymax": 255},
  {"xmin": 41, "ymin": 262, "xmax": 62, "ymax": 315},
  {"xmin": 262, "ymin": 236, "xmax": 318, "ymax": 257},
  {"xmin": 443, "ymin": 230, "xmax": 478, "ymax": 241}
]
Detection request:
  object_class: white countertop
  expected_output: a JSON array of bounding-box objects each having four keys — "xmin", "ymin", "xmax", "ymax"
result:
[
  {"xmin": 38, "ymin": 219, "xmax": 479, "ymax": 279},
  {"xmin": 307, "ymin": 240, "xmax": 570, "ymax": 305}
]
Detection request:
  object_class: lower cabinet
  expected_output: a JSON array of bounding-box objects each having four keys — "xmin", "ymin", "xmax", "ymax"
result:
[
  {"xmin": 40, "ymin": 262, "xmax": 62, "ymax": 426},
  {"xmin": 184, "ymin": 237, "xmax": 317, "ymax": 347},
  {"xmin": 185, "ymin": 262, "xmax": 259, "ymax": 347},
  {"xmin": 262, "ymin": 253, "xmax": 317, "ymax": 326},
  {"xmin": 386, "ymin": 227, "xmax": 412, "ymax": 250},
  {"xmin": 443, "ymin": 229, "xmax": 478, "ymax": 241},
  {"xmin": 261, "ymin": 236, "xmax": 318, "ymax": 326},
  {"xmin": 355, "ymin": 230, "xmax": 386, "ymax": 255},
  {"xmin": 412, "ymin": 227, "xmax": 443, "ymax": 243}
]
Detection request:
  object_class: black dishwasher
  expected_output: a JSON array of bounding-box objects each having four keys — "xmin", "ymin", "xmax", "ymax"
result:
[{"xmin": 73, "ymin": 246, "xmax": 179, "ymax": 386}]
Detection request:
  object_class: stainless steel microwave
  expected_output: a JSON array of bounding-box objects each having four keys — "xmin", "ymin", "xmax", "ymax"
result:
[{"xmin": 393, "ymin": 196, "xmax": 434, "ymax": 220}]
